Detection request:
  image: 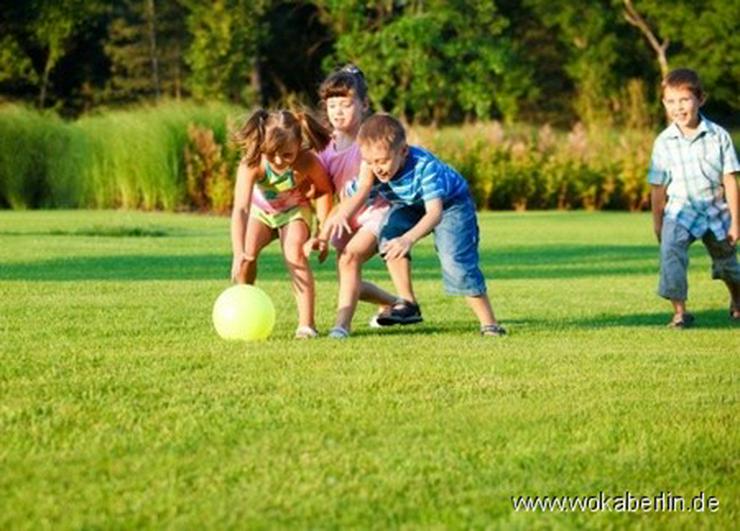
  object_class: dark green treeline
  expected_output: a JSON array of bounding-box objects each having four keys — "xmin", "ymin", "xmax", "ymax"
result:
[{"xmin": 1, "ymin": 0, "xmax": 738, "ymax": 125}]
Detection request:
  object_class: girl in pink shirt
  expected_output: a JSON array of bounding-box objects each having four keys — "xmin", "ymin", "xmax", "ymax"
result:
[{"xmin": 307, "ymin": 65, "xmax": 417, "ymax": 338}]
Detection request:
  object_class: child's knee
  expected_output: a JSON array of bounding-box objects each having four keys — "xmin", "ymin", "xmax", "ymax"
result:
[
  {"xmin": 338, "ymin": 248, "xmax": 363, "ymax": 269},
  {"xmin": 283, "ymin": 246, "xmax": 308, "ymax": 266}
]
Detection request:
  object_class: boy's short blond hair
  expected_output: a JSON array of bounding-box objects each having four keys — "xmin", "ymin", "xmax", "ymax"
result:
[
  {"xmin": 357, "ymin": 114, "xmax": 406, "ymax": 151},
  {"xmin": 661, "ymin": 68, "xmax": 705, "ymax": 100}
]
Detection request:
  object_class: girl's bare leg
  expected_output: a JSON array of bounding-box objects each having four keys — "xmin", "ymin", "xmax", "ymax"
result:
[
  {"xmin": 236, "ymin": 218, "xmax": 275, "ymax": 284},
  {"xmin": 280, "ymin": 220, "xmax": 315, "ymax": 329}
]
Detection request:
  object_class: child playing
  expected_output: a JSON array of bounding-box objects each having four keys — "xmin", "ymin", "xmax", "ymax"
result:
[
  {"xmin": 648, "ymin": 68, "xmax": 740, "ymax": 328},
  {"xmin": 230, "ymin": 109, "xmax": 333, "ymax": 339},
  {"xmin": 324, "ymin": 113, "xmax": 506, "ymax": 336},
  {"xmin": 307, "ymin": 65, "xmax": 420, "ymax": 338}
]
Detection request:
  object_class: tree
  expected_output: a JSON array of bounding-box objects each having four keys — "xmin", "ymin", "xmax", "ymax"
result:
[
  {"xmin": 105, "ymin": 0, "xmax": 189, "ymax": 103},
  {"xmin": 621, "ymin": 0, "xmax": 740, "ymax": 112},
  {"xmin": 183, "ymin": 0, "xmax": 269, "ymax": 103},
  {"xmin": 622, "ymin": 0, "xmax": 668, "ymax": 77},
  {"xmin": 31, "ymin": 0, "xmax": 90, "ymax": 108},
  {"xmin": 316, "ymin": 0, "xmax": 531, "ymax": 123}
]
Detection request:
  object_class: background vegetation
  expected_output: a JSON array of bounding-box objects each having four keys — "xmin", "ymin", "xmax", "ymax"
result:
[
  {"xmin": 1, "ymin": 1, "xmax": 738, "ymax": 212},
  {"xmin": 1, "ymin": 0, "xmax": 738, "ymax": 124}
]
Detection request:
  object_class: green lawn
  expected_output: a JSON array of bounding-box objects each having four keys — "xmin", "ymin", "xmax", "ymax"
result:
[{"xmin": 0, "ymin": 210, "xmax": 737, "ymax": 529}]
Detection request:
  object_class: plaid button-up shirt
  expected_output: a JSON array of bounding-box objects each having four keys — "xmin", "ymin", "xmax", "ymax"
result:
[{"xmin": 648, "ymin": 116, "xmax": 740, "ymax": 239}]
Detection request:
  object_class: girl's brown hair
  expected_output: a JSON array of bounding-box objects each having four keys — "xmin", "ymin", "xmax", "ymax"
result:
[
  {"xmin": 235, "ymin": 109, "xmax": 332, "ymax": 167},
  {"xmin": 318, "ymin": 64, "xmax": 369, "ymax": 103}
]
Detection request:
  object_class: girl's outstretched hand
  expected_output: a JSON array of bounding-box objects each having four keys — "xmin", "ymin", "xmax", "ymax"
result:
[
  {"xmin": 326, "ymin": 211, "xmax": 352, "ymax": 241},
  {"xmin": 303, "ymin": 237, "xmax": 329, "ymax": 263}
]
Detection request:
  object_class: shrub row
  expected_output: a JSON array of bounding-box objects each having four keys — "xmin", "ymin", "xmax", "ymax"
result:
[
  {"xmin": 412, "ymin": 122, "xmax": 653, "ymax": 211},
  {"xmin": 0, "ymin": 102, "xmax": 240, "ymax": 210},
  {"xmin": 0, "ymin": 104, "xmax": 654, "ymax": 211}
]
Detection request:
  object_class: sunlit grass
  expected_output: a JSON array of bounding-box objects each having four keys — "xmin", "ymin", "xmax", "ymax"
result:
[{"xmin": 0, "ymin": 210, "xmax": 737, "ymax": 529}]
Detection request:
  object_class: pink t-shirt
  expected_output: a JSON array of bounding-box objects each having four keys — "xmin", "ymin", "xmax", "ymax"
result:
[
  {"xmin": 319, "ymin": 140, "xmax": 390, "ymax": 248},
  {"xmin": 318, "ymin": 141, "xmax": 361, "ymax": 200}
]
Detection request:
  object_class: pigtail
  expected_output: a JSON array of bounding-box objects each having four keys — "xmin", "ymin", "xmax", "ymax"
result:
[
  {"xmin": 295, "ymin": 110, "xmax": 332, "ymax": 153},
  {"xmin": 235, "ymin": 109, "xmax": 269, "ymax": 167}
]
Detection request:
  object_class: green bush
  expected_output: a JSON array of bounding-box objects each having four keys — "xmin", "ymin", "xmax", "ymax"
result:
[
  {"xmin": 0, "ymin": 104, "xmax": 658, "ymax": 212},
  {"xmin": 414, "ymin": 121, "xmax": 654, "ymax": 211},
  {"xmin": 0, "ymin": 101, "xmax": 241, "ymax": 210}
]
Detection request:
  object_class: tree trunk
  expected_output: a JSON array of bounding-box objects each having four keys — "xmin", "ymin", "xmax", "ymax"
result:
[
  {"xmin": 622, "ymin": 0, "xmax": 669, "ymax": 77},
  {"xmin": 38, "ymin": 58, "xmax": 52, "ymax": 109},
  {"xmin": 146, "ymin": 0, "xmax": 160, "ymax": 100}
]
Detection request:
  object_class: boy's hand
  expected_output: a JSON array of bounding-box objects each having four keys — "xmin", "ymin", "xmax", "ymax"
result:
[
  {"xmin": 303, "ymin": 237, "xmax": 329, "ymax": 263},
  {"xmin": 381, "ymin": 237, "xmax": 413, "ymax": 260},
  {"xmin": 728, "ymin": 224, "xmax": 739, "ymax": 246}
]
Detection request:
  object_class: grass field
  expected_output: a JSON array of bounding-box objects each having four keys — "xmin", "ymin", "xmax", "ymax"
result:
[{"xmin": 0, "ymin": 210, "xmax": 737, "ymax": 529}]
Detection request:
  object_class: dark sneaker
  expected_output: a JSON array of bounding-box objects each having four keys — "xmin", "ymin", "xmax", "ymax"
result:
[
  {"xmin": 376, "ymin": 300, "xmax": 423, "ymax": 326},
  {"xmin": 481, "ymin": 323, "xmax": 507, "ymax": 337}
]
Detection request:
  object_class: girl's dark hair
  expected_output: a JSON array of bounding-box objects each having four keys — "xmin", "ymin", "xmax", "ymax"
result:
[
  {"xmin": 234, "ymin": 109, "xmax": 332, "ymax": 167},
  {"xmin": 318, "ymin": 64, "xmax": 368, "ymax": 103}
]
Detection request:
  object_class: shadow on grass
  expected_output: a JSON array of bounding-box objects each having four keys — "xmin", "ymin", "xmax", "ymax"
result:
[
  {"xmin": 566, "ymin": 309, "xmax": 739, "ymax": 330},
  {"xmin": 1, "ymin": 243, "xmax": 664, "ymax": 281},
  {"xmin": 358, "ymin": 310, "xmax": 739, "ymax": 336}
]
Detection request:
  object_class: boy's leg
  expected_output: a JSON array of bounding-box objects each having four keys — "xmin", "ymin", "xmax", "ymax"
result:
[
  {"xmin": 434, "ymin": 196, "xmax": 503, "ymax": 332},
  {"xmin": 376, "ymin": 204, "xmax": 425, "ymax": 324},
  {"xmin": 238, "ymin": 218, "xmax": 276, "ymax": 284},
  {"xmin": 465, "ymin": 294, "xmax": 496, "ymax": 326},
  {"xmin": 279, "ymin": 219, "xmax": 316, "ymax": 331},
  {"xmin": 386, "ymin": 257, "xmax": 417, "ymax": 303},
  {"xmin": 658, "ymin": 219, "xmax": 694, "ymax": 325},
  {"xmin": 702, "ymin": 230, "xmax": 740, "ymax": 319}
]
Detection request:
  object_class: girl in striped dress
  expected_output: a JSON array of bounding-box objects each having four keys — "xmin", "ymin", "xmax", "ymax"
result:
[{"xmin": 230, "ymin": 109, "xmax": 333, "ymax": 339}]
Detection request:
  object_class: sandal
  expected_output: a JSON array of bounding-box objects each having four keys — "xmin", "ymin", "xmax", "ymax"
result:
[
  {"xmin": 481, "ymin": 323, "xmax": 507, "ymax": 337},
  {"xmin": 294, "ymin": 326, "xmax": 318, "ymax": 339},
  {"xmin": 327, "ymin": 326, "xmax": 350, "ymax": 339},
  {"xmin": 667, "ymin": 313, "xmax": 695, "ymax": 329}
]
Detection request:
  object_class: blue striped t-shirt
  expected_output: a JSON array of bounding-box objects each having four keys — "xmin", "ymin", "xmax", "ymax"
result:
[{"xmin": 346, "ymin": 146, "xmax": 469, "ymax": 206}]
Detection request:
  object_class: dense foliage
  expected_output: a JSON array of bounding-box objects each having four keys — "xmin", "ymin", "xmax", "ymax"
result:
[
  {"xmin": 1, "ymin": 0, "xmax": 738, "ymax": 124},
  {"xmin": 0, "ymin": 103, "xmax": 654, "ymax": 212}
]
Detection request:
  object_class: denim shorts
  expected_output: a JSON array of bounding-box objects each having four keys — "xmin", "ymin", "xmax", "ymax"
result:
[
  {"xmin": 379, "ymin": 195, "xmax": 487, "ymax": 296},
  {"xmin": 659, "ymin": 217, "xmax": 740, "ymax": 300}
]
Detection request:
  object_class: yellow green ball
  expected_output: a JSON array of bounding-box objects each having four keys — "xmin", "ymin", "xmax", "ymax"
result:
[{"xmin": 212, "ymin": 285, "xmax": 275, "ymax": 341}]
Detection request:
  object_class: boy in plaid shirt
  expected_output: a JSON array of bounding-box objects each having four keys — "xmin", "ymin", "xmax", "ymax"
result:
[{"xmin": 648, "ymin": 68, "xmax": 740, "ymax": 327}]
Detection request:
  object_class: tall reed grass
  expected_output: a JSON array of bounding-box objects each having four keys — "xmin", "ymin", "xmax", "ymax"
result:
[
  {"xmin": 0, "ymin": 102, "xmax": 241, "ymax": 209},
  {"xmin": 1, "ymin": 103, "xmax": 661, "ymax": 211}
]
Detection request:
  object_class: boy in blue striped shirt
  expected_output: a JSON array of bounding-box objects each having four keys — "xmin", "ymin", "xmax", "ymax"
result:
[
  {"xmin": 648, "ymin": 68, "xmax": 740, "ymax": 327},
  {"xmin": 325, "ymin": 113, "xmax": 506, "ymax": 336}
]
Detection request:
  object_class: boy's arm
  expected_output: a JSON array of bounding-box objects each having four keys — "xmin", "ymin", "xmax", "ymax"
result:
[
  {"xmin": 382, "ymin": 198, "xmax": 443, "ymax": 260},
  {"xmin": 650, "ymin": 185, "xmax": 667, "ymax": 243},
  {"xmin": 320, "ymin": 164, "xmax": 374, "ymax": 241},
  {"xmin": 723, "ymin": 172, "xmax": 739, "ymax": 244}
]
